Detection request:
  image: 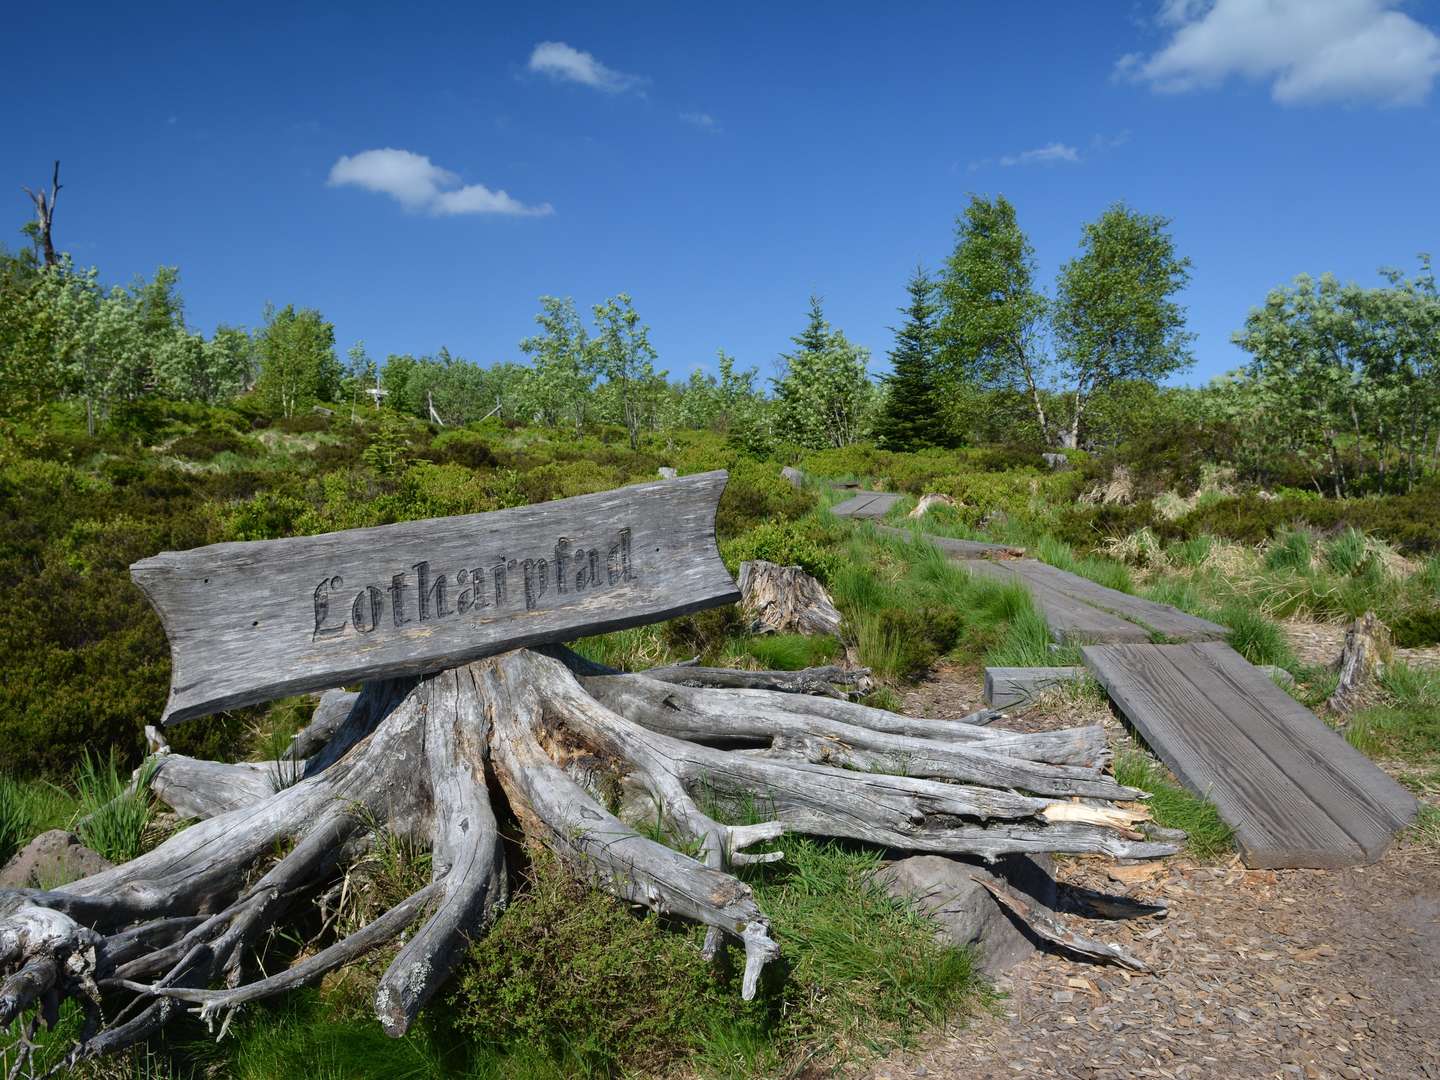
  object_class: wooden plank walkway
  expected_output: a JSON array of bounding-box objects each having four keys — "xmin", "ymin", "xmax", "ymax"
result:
[
  {"xmin": 964, "ymin": 558, "xmax": 1226, "ymax": 644},
  {"xmin": 1083, "ymin": 641, "xmax": 1418, "ymax": 868},
  {"xmin": 830, "ymin": 491, "xmax": 903, "ymax": 520}
]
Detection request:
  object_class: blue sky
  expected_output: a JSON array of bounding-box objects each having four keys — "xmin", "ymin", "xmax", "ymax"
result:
[{"xmin": 8, "ymin": 0, "xmax": 1439, "ymax": 385}]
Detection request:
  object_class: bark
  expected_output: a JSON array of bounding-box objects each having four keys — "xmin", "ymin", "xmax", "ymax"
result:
[
  {"xmin": 738, "ymin": 560, "xmax": 844, "ymax": 637},
  {"xmin": 0, "ymin": 648, "xmax": 1175, "ymax": 1069},
  {"xmin": 1328, "ymin": 611, "xmax": 1393, "ymax": 715}
]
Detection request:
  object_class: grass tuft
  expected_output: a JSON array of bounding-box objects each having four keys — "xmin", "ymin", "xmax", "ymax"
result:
[
  {"xmin": 73, "ymin": 750, "xmax": 159, "ymax": 863},
  {"xmin": 1113, "ymin": 748, "xmax": 1234, "ymax": 861}
]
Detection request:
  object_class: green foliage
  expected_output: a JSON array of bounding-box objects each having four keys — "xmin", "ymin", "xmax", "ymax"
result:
[
  {"xmin": 255, "ymin": 303, "xmax": 339, "ymax": 418},
  {"xmin": 1230, "ymin": 257, "xmax": 1440, "ymax": 496},
  {"xmin": 1346, "ymin": 663, "xmax": 1440, "ymax": 763},
  {"xmin": 1052, "ymin": 203, "xmax": 1194, "ymax": 447},
  {"xmin": 938, "ymin": 194, "xmax": 1051, "ymax": 438},
  {"xmin": 455, "ymin": 852, "xmax": 762, "ymax": 1075},
  {"xmin": 721, "ymin": 518, "xmax": 839, "ymax": 583},
  {"xmin": 772, "ymin": 296, "xmax": 876, "ymax": 449},
  {"xmin": 875, "ymin": 266, "xmax": 951, "ymax": 451},
  {"xmin": 1113, "ymin": 749, "xmax": 1234, "ymax": 860},
  {"xmin": 738, "ymin": 633, "xmax": 841, "ymax": 671}
]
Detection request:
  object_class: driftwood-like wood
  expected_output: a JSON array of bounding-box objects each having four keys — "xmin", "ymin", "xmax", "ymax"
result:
[
  {"xmin": 738, "ymin": 560, "xmax": 843, "ymax": 637},
  {"xmin": 1327, "ymin": 611, "xmax": 1392, "ymax": 714},
  {"xmin": 0, "ymin": 646, "xmax": 1174, "ymax": 1068},
  {"xmin": 640, "ymin": 661, "xmax": 874, "ymax": 699},
  {"xmin": 908, "ymin": 493, "xmax": 956, "ymax": 518},
  {"xmin": 133, "ymin": 471, "xmax": 739, "ymax": 723}
]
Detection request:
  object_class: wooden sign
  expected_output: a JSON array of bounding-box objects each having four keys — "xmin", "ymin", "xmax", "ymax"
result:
[{"xmin": 132, "ymin": 471, "xmax": 740, "ymax": 725}]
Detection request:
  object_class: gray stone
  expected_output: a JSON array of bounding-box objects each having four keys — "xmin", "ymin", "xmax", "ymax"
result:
[
  {"xmin": 0, "ymin": 830, "xmax": 113, "ymax": 889},
  {"xmin": 1042, "ymin": 452, "xmax": 1069, "ymax": 470},
  {"xmin": 780, "ymin": 466, "xmax": 806, "ymax": 490},
  {"xmin": 876, "ymin": 852, "xmax": 1056, "ymax": 975},
  {"xmin": 657, "ymin": 466, "xmax": 678, "ymax": 479}
]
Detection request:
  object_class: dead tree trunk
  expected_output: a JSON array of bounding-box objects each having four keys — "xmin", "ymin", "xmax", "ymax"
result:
[
  {"xmin": 22, "ymin": 162, "xmax": 61, "ymax": 269},
  {"xmin": 0, "ymin": 647, "xmax": 1174, "ymax": 1072}
]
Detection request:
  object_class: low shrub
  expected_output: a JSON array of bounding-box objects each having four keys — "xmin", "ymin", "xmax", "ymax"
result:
[
  {"xmin": 721, "ymin": 518, "xmax": 839, "ymax": 583},
  {"xmin": 454, "ymin": 851, "xmax": 760, "ymax": 1074}
]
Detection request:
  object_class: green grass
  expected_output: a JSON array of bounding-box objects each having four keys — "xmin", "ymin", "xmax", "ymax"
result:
[
  {"xmin": 73, "ymin": 749, "xmax": 159, "ymax": 863},
  {"xmin": 0, "ymin": 773, "xmax": 76, "ymax": 865},
  {"xmin": 1345, "ymin": 663, "xmax": 1440, "ymax": 762},
  {"xmin": 1113, "ymin": 747, "xmax": 1234, "ymax": 861}
]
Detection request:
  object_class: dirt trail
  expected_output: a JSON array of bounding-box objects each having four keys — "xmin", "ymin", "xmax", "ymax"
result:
[{"xmin": 860, "ymin": 665, "xmax": 1440, "ymax": 1080}]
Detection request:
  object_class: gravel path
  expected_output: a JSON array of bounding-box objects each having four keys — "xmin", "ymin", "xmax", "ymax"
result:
[{"xmin": 861, "ymin": 662, "xmax": 1440, "ymax": 1080}]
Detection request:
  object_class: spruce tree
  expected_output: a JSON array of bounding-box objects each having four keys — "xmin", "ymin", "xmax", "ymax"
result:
[{"xmin": 876, "ymin": 266, "xmax": 946, "ymax": 450}]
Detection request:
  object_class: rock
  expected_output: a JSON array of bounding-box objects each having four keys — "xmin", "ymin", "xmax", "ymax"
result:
[
  {"xmin": 780, "ymin": 465, "xmax": 807, "ymax": 490},
  {"xmin": 1258, "ymin": 664, "xmax": 1296, "ymax": 688},
  {"xmin": 876, "ymin": 853, "xmax": 1056, "ymax": 975},
  {"xmin": 1042, "ymin": 452, "xmax": 1068, "ymax": 470},
  {"xmin": 657, "ymin": 467, "xmax": 678, "ymax": 480},
  {"xmin": 0, "ymin": 830, "xmax": 113, "ymax": 889}
]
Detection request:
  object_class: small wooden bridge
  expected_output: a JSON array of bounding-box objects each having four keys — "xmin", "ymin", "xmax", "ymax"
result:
[{"xmin": 832, "ymin": 491, "xmax": 1419, "ymax": 868}]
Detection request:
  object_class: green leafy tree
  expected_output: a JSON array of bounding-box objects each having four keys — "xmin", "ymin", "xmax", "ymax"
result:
[
  {"xmin": 255, "ymin": 304, "xmax": 338, "ymax": 417},
  {"xmin": 1052, "ymin": 203, "xmax": 1194, "ymax": 448},
  {"xmin": 774, "ymin": 297, "xmax": 875, "ymax": 449},
  {"xmin": 591, "ymin": 294, "xmax": 660, "ymax": 450},
  {"xmin": 938, "ymin": 195, "xmax": 1053, "ymax": 439},
  {"xmin": 1230, "ymin": 257, "xmax": 1440, "ymax": 493},
  {"xmin": 518, "ymin": 296, "xmax": 595, "ymax": 433},
  {"xmin": 875, "ymin": 265, "xmax": 949, "ymax": 450}
]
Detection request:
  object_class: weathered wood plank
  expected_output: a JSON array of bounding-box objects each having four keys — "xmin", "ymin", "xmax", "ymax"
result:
[
  {"xmin": 984, "ymin": 666, "xmax": 1087, "ymax": 709},
  {"xmin": 1081, "ymin": 642, "xmax": 1414, "ymax": 868},
  {"xmin": 132, "ymin": 471, "xmax": 740, "ymax": 724},
  {"xmin": 966, "ymin": 560, "xmax": 1153, "ymax": 644},
  {"xmin": 1185, "ymin": 641, "xmax": 1417, "ymax": 839},
  {"xmin": 868, "ymin": 524, "xmax": 1025, "ymax": 559},
  {"xmin": 831, "ymin": 492, "xmax": 901, "ymax": 520},
  {"xmin": 1013, "ymin": 560, "xmax": 1227, "ymax": 642}
]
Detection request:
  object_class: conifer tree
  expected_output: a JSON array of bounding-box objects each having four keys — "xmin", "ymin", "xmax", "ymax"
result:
[{"xmin": 876, "ymin": 265, "xmax": 946, "ymax": 450}]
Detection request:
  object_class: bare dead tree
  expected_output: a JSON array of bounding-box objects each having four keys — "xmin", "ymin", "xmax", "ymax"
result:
[{"xmin": 22, "ymin": 162, "xmax": 61, "ymax": 269}]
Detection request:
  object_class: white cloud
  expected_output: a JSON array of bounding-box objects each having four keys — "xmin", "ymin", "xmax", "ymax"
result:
[
  {"xmin": 680, "ymin": 111, "xmax": 717, "ymax": 130},
  {"xmin": 527, "ymin": 41, "xmax": 644, "ymax": 93},
  {"xmin": 998, "ymin": 142, "xmax": 1081, "ymax": 167},
  {"xmin": 327, "ymin": 149, "xmax": 553, "ymax": 218},
  {"xmin": 1121, "ymin": 0, "xmax": 1440, "ymax": 106}
]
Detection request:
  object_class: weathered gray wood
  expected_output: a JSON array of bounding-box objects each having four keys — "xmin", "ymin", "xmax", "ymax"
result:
[
  {"xmin": 830, "ymin": 491, "xmax": 902, "ymax": 519},
  {"xmin": 984, "ymin": 666, "xmax": 1087, "ymax": 709},
  {"xmin": 132, "ymin": 471, "xmax": 740, "ymax": 724},
  {"xmin": 966, "ymin": 560, "xmax": 1153, "ymax": 643},
  {"xmin": 1082, "ymin": 641, "xmax": 1418, "ymax": 868},
  {"xmin": 1013, "ymin": 560, "xmax": 1227, "ymax": 642},
  {"xmin": 868, "ymin": 523, "xmax": 1025, "ymax": 559}
]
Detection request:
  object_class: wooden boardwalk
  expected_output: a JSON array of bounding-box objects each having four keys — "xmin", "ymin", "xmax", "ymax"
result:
[
  {"xmin": 828, "ymin": 486, "xmax": 1418, "ymax": 868},
  {"xmin": 830, "ymin": 491, "xmax": 903, "ymax": 520},
  {"xmin": 965, "ymin": 557, "xmax": 1228, "ymax": 644},
  {"xmin": 1084, "ymin": 641, "xmax": 1418, "ymax": 868}
]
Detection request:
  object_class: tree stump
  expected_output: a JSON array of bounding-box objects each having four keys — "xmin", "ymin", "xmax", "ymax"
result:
[
  {"xmin": 1328, "ymin": 611, "xmax": 1393, "ymax": 714},
  {"xmin": 0, "ymin": 646, "xmax": 1174, "ymax": 1070},
  {"xmin": 738, "ymin": 560, "xmax": 843, "ymax": 638}
]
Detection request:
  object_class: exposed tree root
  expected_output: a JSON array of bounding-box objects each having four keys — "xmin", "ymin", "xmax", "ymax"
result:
[{"xmin": 0, "ymin": 647, "xmax": 1176, "ymax": 1070}]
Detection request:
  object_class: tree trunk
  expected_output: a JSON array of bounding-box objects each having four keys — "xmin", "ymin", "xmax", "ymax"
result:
[{"xmin": 0, "ymin": 647, "xmax": 1174, "ymax": 1070}]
